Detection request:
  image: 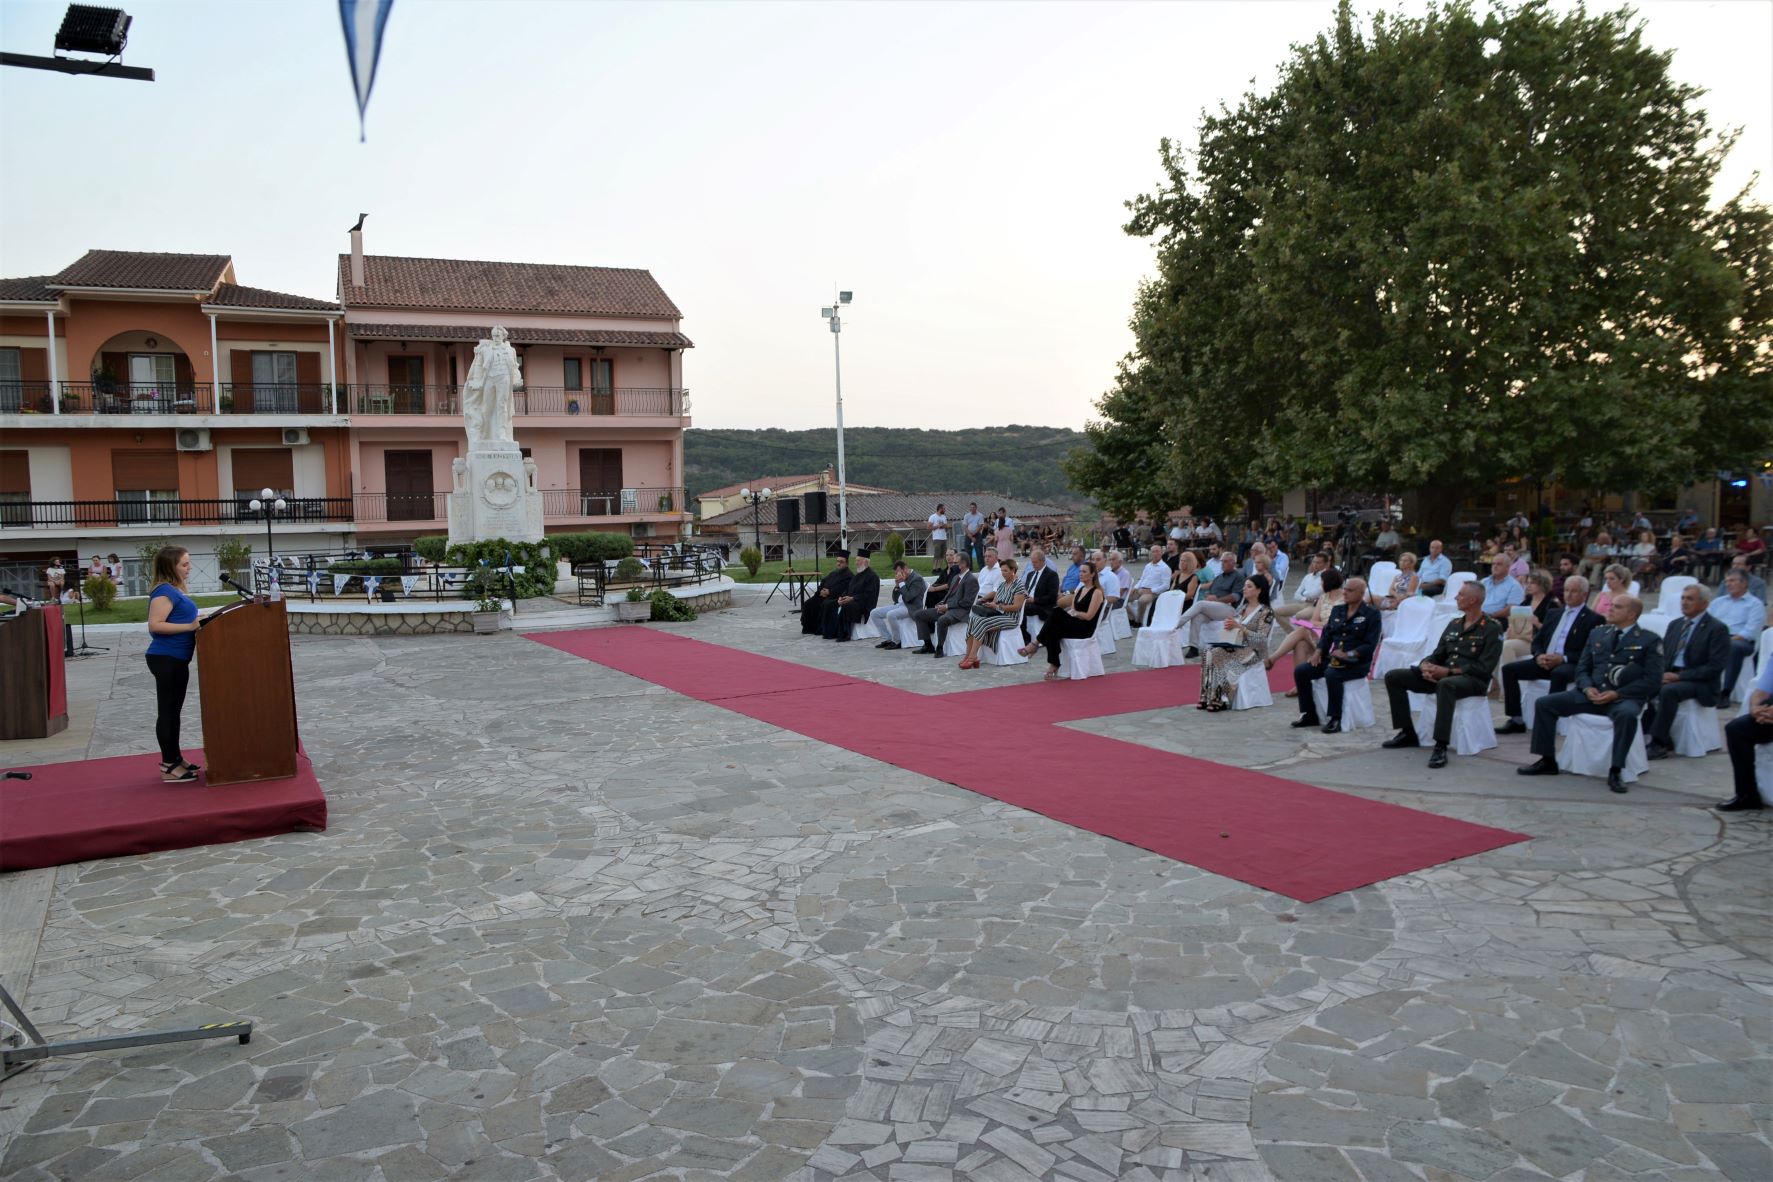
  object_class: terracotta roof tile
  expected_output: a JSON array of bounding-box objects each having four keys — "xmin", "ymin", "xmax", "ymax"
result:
[
  {"xmin": 207, "ymin": 283, "xmax": 340, "ymax": 312},
  {"xmin": 50, "ymin": 249, "xmax": 231, "ymax": 291},
  {"xmin": 701, "ymin": 492, "xmax": 1071, "ymax": 529},
  {"xmin": 0, "ymin": 276, "xmax": 57, "ymax": 302},
  {"xmin": 339, "ymin": 254, "xmax": 681, "ymax": 318},
  {"xmin": 697, "ymin": 472, "xmax": 900, "ymax": 499},
  {"xmin": 345, "ymin": 321, "xmax": 692, "ymax": 349}
]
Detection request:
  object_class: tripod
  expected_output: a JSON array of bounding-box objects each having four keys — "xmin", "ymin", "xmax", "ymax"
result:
[
  {"xmin": 1, "ymin": 976, "xmax": 250, "ymax": 1084},
  {"xmin": 68, "ymin": 586, "xmax": 107, "ymax": 659}
]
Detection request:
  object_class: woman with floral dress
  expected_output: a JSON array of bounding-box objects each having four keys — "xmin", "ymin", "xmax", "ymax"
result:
[{"xmin": 1199, "ymin": 574, "xmax": 1275, "ymax": 711}]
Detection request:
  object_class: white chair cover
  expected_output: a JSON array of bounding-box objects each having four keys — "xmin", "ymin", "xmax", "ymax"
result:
[
  {"xmin": 1637, "ymin": 612, "xmax": 1673, "ymax": 641},
  {"xmin": 1312, "ymin": 677, "xmax": 1377, "ymax": 730},
  {"xmin": 1132, "ymin": 591, "xmax": 1188, "ymax": 669},
  {"xmin": 1416, "ymin": 695, "xmax": 1497, "ymax": 756},
  {"xmin": 1231, "ymin": 663, "xmax": 1272, "ymax": 710},
  {"xmin": 1367, "ymin": 561, "xmax": 1399, "ymax": 602},
  {"xmin": 980, "ymin": 608, "xmax": 1029, "ymax": 666},
  {"xmin": 1671, "ymin": 700, "xmax": 1722, "ymax": 757},
  {"xmin": 943, "ymin": 626, "xmax": 968, "ymax": 657},
  {"xmin": 1628, "ymin": 580, "xmax": 1641, "ymax": 598},
  {"xmin": 1557, "ymin": 710, "xmax": 1649, "ymax": 782},
  {"xmin": 1110, "ymin": 601, "xmax": 1133, "ymax": 640},
  {"xmin": 1656, "ymin": 576, "xmax": 1697, "ymax": 611},
  {"xmin": 849, "ymin": 614, "xmax": 880, "ymax": 641},
  {"xmin": 1059, "ymin": 637, "xmax": 1105, "ymax": 680},
  {"xmin": 1520, "ymin": 679, "xmax": 1550, "ymax": 728},
  {"xmin": 1374, "ymin": 597, "xmax": 1439, "ymax": 679},
  {"xmin": 890, "ymin": 615, "xmax": 919, "ymax": 649},
  {"xmin": 1732, "ymin": 629, "xmax": 1773, "ymax": 707},
  {"xmin": 1440, "ymin": 571, "xmax": 1477, "ymax": 604}
]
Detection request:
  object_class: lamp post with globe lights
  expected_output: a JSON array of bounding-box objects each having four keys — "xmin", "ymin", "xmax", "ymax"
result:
[
  {"xmin": 820, "ymin": 292, "xmax": 852, "ymax": 552},
  {"xmin": 247, "ymin": 487, "xmax": 287, "ymax": 593},
  {"xmin": 739, "ymin": 486, "xmax": 773, "ymax": 555}
]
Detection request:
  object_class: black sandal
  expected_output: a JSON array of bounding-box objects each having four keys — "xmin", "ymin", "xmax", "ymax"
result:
[{"xmin": 160, "ymin": 761, "xmax": 200, "ymax": 782}]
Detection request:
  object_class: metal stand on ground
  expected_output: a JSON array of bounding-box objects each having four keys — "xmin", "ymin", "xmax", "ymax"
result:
[
  {"xmin": 0, "ymin": 980, "xmax": 251, "ymax": 1084},
  {"xmin": 68, "ymin": 590, "xmax": 107, "ymax": 659}
]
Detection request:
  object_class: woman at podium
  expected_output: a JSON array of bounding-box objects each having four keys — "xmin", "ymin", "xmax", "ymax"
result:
[{"xmin": 146, "ymin": 546, "xmax": 208, "ymax": 783}]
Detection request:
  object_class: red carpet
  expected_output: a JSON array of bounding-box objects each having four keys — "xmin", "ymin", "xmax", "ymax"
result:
[
  {"xmin": 530, "ymin": 629, "xmax": 1527, "ymax": 902},
  {"xmin": 0, "ymin": 751, "xmax": 327, "ymax": 872}
]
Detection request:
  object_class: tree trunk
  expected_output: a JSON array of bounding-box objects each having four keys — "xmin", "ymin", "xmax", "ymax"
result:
[
  {"xmin": 1243, "ymin": 488, "xmax": 1268, "ymax": 525},
  {"xmin": 1411, "ymin": 481, "xmax": 1463, "ymax": 543}
]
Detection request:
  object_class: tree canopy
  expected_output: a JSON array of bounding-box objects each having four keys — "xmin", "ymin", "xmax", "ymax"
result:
[{"xmin": 1066, "ymin": 0, "xmax": 1773, "ymax": 532}]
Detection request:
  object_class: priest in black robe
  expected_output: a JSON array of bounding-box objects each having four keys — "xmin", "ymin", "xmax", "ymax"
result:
[
  {"xmin": 800, "ymin": 554, "xmax": 851, "ymax": 633},
  {"xmin": 824, "ymin": 551, "xmax": 881, "ymax": 640}
]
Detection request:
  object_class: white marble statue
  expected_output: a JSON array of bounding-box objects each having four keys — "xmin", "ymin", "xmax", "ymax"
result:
[{"xmin": 462, "ymin": 326, "xmax": 521, "ymax": 445}]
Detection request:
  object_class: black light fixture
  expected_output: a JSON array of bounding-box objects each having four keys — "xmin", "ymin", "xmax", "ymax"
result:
[{"xmin": 55, "ymin": 5, "xmax": 131, "ymax": 55}]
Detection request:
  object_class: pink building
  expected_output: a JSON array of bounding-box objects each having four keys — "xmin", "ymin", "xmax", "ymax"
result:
[{"xmin": 339, "ymin": 231, "xmax": 692, "ymax": 542}]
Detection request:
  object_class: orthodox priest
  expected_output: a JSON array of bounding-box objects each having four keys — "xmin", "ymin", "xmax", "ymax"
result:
[
  {"xmin": 800, "ymin": 553, "xmax": 851, "ymax": 634},
  {"xmin": 824, "ymin": 551, "xmax": 881, "ymax": 640}
]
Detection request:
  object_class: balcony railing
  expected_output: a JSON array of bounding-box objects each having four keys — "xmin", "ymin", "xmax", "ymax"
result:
[
  {"xmin": 351, "ymin": 491, "xmax": 450, "ymax": 523},
  {"xmin": 0, "ymin": 497, "xmax": 356, "ymax": 529},
  {"xmin": 4, "ymin": 381, "xmax": 687, "ymax": 417},
  {"xmin": 541, "ymin": 487, "xmax": 686, "ymax": 517}
]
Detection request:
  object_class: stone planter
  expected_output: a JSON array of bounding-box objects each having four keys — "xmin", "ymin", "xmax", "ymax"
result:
[
  {"xmin": 614, "ymin": 600, "xmax": 652, "ymax": 623},
  {"xmin": 471, "ymin": 610, "xmax": 504, "ymax": 634}
]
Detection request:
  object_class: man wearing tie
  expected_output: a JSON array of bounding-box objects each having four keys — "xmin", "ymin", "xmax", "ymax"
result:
[
  {"xmin": 870, "ymin": 561, "xmax": 925, "ymax": 650},
  {"xmin": 914, "ymin": 551, "xmax": 977, "ymax": 656},
  {"xmin": 1644, "ymin": 584, "xmax": 1730, "ymax": 758},
  {"xmin": 1292, "ymin": 576, "xmax": 1380, "ymax": 733},
  {"xmin": 1019, "ymin": 546, "xmax": 1061, "ymax": 642},
  {"xmin": 1519, "ymin": 594, "xmax": 1664, "ymax": 792},
  {"xmin": 1496, "ymin": 575, "xmax": 1601, "ymax": 734}
]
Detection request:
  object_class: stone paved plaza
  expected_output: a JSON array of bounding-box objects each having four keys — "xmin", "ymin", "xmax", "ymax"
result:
[{"xmin": 1, "ymin": 587, "xmax": 1768, "ymax": 1182}]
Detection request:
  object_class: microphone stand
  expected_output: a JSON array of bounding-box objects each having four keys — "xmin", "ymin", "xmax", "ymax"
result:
[{"xmin": 69, "ymin": 588, "xmax": 107, "ymax": 659}]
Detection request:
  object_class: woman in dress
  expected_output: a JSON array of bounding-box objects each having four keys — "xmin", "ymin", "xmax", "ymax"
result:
[
  {"xmin": 1375, "ymin": 552, "xmax": 1419, "ymax": 610},
  {"xmin": 1200, "ymin": 575, "xmax": 1275, "ymax": 712},
  {"xmin": 1499, "ymin": 570, "xmax": 1555, "ymax": 669},
  {"xmin": 1019, "ymin": 560, "xmax": 1104, "ymax": 681},
  {"xmin": 1270, "ymin": 568, "xmax": 1344, "ymax": 683},
  {"xmin": 145, "ymin": 546, "xmax": 209, "ymax": 782},
  {"xmin": 959, "ymin": 559, "xmax": 1025, "ymax": 669},
  {"xmin": 1592, "ymin": 563, "xmax": 1631, "ymax": 616},
  {"xmin": 995, "ymin": 513, "xmax": 1016, "ymax": 563},
  {"xmin": 1171, "ymin": 550, "xmax": 1201, "ymax": 608}
]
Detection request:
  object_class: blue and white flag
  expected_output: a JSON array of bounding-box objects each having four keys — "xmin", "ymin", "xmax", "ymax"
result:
[{"xmin": 339, "ymin": 0, "xmax": 394, "ymax": 142}]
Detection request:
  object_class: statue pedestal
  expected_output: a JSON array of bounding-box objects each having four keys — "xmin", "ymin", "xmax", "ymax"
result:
[{"xmin": 447, "ymin": 447, "xmax": 543, "ymax": 545}]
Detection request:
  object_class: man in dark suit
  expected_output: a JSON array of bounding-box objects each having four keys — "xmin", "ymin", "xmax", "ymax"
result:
[
  {"xmin": 914, "ymin": 552, "xmax": 978, "ymax": 656},
  {"xmin": 1644, "ymin": 583, "xmax": 1731, "ymax": 758},
  {"xmin": 824, "ymin": 552, "xmax": 880, "ymax": 641},
  {"xmin": 800, "ymin": 554, "xmax": 851, "ymax": 634},
  {"xmin": 1497, "ymin": 574, "xmax": 1602, "ymax": 734},
  {"xmin": 872, "ymin": 561, "xmax": 925, "ymax": 650},
  {"xmin": 1292, "ymin": 576, "xmax": 1381, "ymax": 733},
  {"xmin": 1520, "ymin": 594, "xmax": 1664, "ymax": 792},
  {"xmin": 1019, "ymin": 546, "xmax": 1061, "ymax": 643}
]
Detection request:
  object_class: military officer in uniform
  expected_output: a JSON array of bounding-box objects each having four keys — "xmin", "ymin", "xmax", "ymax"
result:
[
  {"xmin": 1381, "ymin": 581, "xmax": 1504, "ymax": 768},
  {"xmin": 1292, "ymin": 576, "xmax": 1382, "ymax": 733},
  {"xmin": 1519, "ymin": 594, "xmax": 1663, "ymax": 792}
]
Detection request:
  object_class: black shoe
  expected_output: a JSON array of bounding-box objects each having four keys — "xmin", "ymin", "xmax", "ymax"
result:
[
  {"xmin": 1495, "ymin": 719, "xmax": 1527, "ymax": 736},
  {"xmin": 1717, "ymin": 798, "xmax": 1766, "ymax": 812},
  {"xmin": 1184, "ymin": 647, "xmax": 1200, "ymax": 660},
  {"xmin": 1290, "ymin": 717, "xmax": 1321, "ymax": 729},
  {"xmin": 915, "ymin": 644, "xmax": 934, "ymax": 654},
  {"xmin": 933, "ymin": 649, "xmax": 946, "ymax": 658},
  {"xmin": 1607, "ymin": 769, "xmax": 1627, "ymax": 794},
  {"xmin": 1322, "ymin": 721, "xmax": 1341, "ymax": 735},
  {"xmin": 1426, "ymin": 745, "xmax": 1448, "ymax": 769},
  {"xmin": 875, "ymin": 641, "xmax": 892, "ymax": 649},
  {"xmin": 882, "ymin": 641, "xmax": 902, "ymax": 650},
  {"xmin": 1381, "ymin": 731, "xmax": 1420, "ymax": 749},
  {"xmin": 1517, "ymin": 756, "xmax": 1559, "ymax": 776},
  {"xmin": 834, "ymin": 636, "xmax": 849, "ymax": 643},
  {"xmin": 1645, "ymin": 742, "xmax": 1671, "ymax": 761}
]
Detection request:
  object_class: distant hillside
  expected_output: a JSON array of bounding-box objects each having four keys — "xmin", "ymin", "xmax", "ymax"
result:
[{"xmin": 686, "ymin": 427, "xmax": 1091, "ymax": 509}]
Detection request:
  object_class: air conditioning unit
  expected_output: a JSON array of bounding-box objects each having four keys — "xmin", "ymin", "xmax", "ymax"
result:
[
  {"xmin": 176, "ymin": 428, "xmax": 212, "ymax": 452},
  {"xmin": 281, "ymin": 428, "xmax": 311, "ymax": 446}
]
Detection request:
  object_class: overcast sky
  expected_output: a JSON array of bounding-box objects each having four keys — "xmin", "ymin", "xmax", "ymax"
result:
[{"xmin": 2, "ymin": 0, "xmax": 1767, "ymax": 431}]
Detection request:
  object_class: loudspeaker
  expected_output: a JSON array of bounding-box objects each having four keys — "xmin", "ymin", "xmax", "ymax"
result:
[
  {"xmin": 803, "ymin": 490, "xmax": 828, "ymax": 525},
  {"xmin": 776, "ymin": 499, "xmax": 801, "ymax": 534}
]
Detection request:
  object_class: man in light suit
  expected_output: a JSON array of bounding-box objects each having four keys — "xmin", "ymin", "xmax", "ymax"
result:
[
  {"xmin": 1496, "ymin": 575, "xmax": 1602, "ymax": 734},
  {"xmin": 914, "ymin": 551, "xmax": 977, "ymax": 656},
  {"xmin": 1520, "ymin": 594, "xmax": 1664, "ymax": 793},
  {"xmin": 1645, "ymin": 583, "xmax": 1731, "ymax": 758},
  {"xmin": 871, "ymin": 561, "xmax": 925, "ymax": 650},
  {"xmin": 1019, "ymin": 546, "xmax": 1061, "ymax": 642}
]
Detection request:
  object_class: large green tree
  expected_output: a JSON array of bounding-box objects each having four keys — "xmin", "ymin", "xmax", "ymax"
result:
[{"xmin": 1072, "ymin": 0, "xmax": 1773, "ymax": 534}]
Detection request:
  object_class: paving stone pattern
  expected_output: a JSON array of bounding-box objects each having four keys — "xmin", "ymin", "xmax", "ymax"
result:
[{"xmin": 0, "ymin": 591, "xmax": 1766, "ymax": 1181}]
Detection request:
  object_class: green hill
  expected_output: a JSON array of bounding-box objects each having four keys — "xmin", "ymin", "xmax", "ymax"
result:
[{"xmin": 686, "ymin": 427, "xmax": 1092, "ymax": 509}]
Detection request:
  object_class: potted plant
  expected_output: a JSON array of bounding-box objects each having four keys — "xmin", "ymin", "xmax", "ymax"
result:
[
  {"xmin": 615, "ymin": 586, "xmax": 651, "ymax": 622},
  {"xmin": 468, "ymin": 568, "xmax": 505, "ymax": 633}
]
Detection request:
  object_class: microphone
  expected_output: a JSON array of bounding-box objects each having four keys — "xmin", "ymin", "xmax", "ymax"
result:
[{"xmin": 219, "ymin": 574, "xmax": 255, "ymax": 600}]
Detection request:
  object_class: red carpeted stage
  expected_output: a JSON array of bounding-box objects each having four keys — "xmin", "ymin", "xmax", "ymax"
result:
[
  {"xmin": 531, "ymin": 628, "xmax": 1528, "ymax": 902},
  {"xmin": 0, "ymin": 751, "xmax": 327, "ymax": 872}
]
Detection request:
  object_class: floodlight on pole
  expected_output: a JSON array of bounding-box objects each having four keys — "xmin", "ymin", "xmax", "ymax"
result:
[
  {"xmin": 820, "ymin": 292, "xmax": 851, "ymax": 551},
  {"xmin": 1, "ymin": 5, "xmax": 155, "ymax": 81}
]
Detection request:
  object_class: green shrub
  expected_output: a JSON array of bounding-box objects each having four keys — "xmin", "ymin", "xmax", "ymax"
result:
[
  {"xmin": 550, "ymin": 532, "xmax": 634, "ymax": 565},
  {"xmin": 136, "ymin": 537, "xmax": 173, "ymax": 568},
  {"xmin": 649, "ymin": 588, "xmax": 696, "ymax": 622},
  {"xmin": 214, "ymin": 536, "xmax": 252, "ymax": 583},
  {"xmin": 83, "ymin": 574, "xmax": 116, "ymax": 612},
  {"xmin": 738, "ymin": 546, "xmax": 763, "ymax": 577},
  {"xmin": 443, "ymin": 538, "xmax": 556, "ymax": 598},
  {"xmin": 883, "ymin": 532, "xmax": 905, "ymax": 565},
  {"xmin": 613, "ymin": 556, "xmax": 646, "ymax": 583},
  {"xmin": 330, "ymin": 558, "xmax": 405, "ymax": 576},
  {"xmin": 413, "ymin": 535, "xmax": 449, "ymax": 563}
]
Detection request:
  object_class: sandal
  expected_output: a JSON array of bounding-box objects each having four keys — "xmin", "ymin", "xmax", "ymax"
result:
[
  {"xmin": 160, "ymin": 759, "xmax": 201, "ymax": 775},
  {"xmin": 161, "ymin": 763, "xmax": 198, "ymax": 783},
  {"xmin": 1284, "ymin": 689, "xmax": 1299, "ymax": 698},
  {"xmin": 1043, "ymin": 668, "xmax": 1064, "ymax": 682},
  {"xmin": 1017, "ymin": 644, "xmax": 1040, "ymax": 657}
]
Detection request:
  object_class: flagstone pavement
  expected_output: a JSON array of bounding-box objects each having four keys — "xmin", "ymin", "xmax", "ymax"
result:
[{"xmin": 0, "ymin": 588, "xmax": 1767, "ymax": 1182}]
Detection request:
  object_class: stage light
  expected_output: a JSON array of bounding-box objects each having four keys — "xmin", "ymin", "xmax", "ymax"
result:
[{"xmin": 55, "ymin": 5, "xmax": 131, "ymax": 55}]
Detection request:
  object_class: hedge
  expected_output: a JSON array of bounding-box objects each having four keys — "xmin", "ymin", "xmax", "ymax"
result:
[
  {"xmin": 330, "ymin": 558, "xmax": 405, "ymax": 576},
  {"xmin": 442, "ymin": 538, "xmax": 556, "ymax": 599},
  {"xmin": 550, "ymin": 532, "xmax": 635, "ymax": 565},
  {"xmin": 413, "ymin": 536, "xmax": 449, "ymax": 563}
]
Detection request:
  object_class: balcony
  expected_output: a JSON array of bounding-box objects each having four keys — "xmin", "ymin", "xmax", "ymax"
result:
[
  {"xmin": 349, "ymin": 385, "xmax": 686, "ymax": 417},
  {"xmin": 0, "ymin": 497, "xmax": 356, "ymax": 529},
  {"xmin": 2, "ymin": 382, "xmax": 685, "ymax": 418},
  {"xmin": 541, "ymin": 487, "xmax": 686, "ymax": 518}
]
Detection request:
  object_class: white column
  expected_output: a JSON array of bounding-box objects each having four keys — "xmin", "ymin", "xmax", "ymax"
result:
[
  {"xmin": 45, "ymin": 309, "xmax": 60, "ymax": 413},
  {"xmin": 208, "ymin": 313, "xmax": 221, "ymax": 413},
  {"xmin": 326, "ymin": 317, "xmax": 338, "ymax": 414}
]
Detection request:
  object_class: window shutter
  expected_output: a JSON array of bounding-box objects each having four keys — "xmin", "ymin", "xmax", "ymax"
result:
[
  {"xmin": 0, "ymin": 450, "xmax": 29, "ymax": 494},
  {"xmin": 18, "ymin": 348, "xmax": 47, "ymax": 383},
  {"xmin": 231, "ymin": 448, "xmax": 295, "ymax": 495},
  {"xmin": 296, "ymin": 352, "xmax": 322, "ymax": 413},
  {"xmin": 230, "ymin": 350, "xmax": 255, "ymax": 413},
  {"xmin": 112, "ymin": 449, "xmax": 179, "ymax": 491}
]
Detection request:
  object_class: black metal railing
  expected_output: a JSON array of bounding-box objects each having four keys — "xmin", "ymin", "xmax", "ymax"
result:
[
  {"xmin": 4, "ymin": 381, "xmax": 686, "ymax": 417},
  {"xmin": 540, "ymin": 487, "xmax": 685, "ymax": 517},
  {"xmin": 350, "ymin": 384, "xmax": 461, "ymax": 415},
  {"xmin": 572, "ymin": 542, "xmax": 724, "ymax": 606},
  {"xmin": 57, "ymin": 382, "xmax": 215, "ymax": 414},
  {"xmin": 0, "ymin": 381, "xmax": 58, "ymax": 414},
  {"xmin": 517, "ymin": 387, "xmax": 685, "ymax": 416},
  {"xmin": 351, "ymin": 492, "xmax": 450, "ymax": 524},
  {"xmin": 0, "ymin": 497, "xmax": 355, "ymax": 529},
  {"xmin": 216, "ymin": 383, "xmax": 337, "ymax": 415}
]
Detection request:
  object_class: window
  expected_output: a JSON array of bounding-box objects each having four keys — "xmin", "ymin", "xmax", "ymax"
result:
[
  {"xmin": 116, "ymin": 489, "xmax": 180, "ymax": 525},
  {"xmin": 563, "ymin": 358, "xmax": 582, "ymax": 390},
  {"xmin": 252, "ymin": 351, "xmax": 299, "ymax": 413},
  {"xmin": 0, "ymin": 349, "xmax": 19, "ymax": 413},
  {"xmin": 231, "ymin": 448, "xmax": 295, "ymax": 501},
  {"xmin": 589, "ymin": 359, "xmax": 615, "ymax": 414},
  {"xmin": 0, "ymin": 449, "xmax": 28, "ymax": 525}
]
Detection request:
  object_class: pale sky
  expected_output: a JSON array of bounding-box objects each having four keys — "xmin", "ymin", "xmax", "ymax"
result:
[{"xmin": 2, "ymin": 0, "xmax": 1768, "ymax": 431}]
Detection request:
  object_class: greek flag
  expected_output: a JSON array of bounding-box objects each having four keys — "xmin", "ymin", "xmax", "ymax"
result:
[{"xmin": 339, "ymin": 0, "xmax": 395, "ymax": 141}]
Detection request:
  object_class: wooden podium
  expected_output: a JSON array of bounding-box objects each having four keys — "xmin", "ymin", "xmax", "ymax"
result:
[
  {"xmin": 196, "ymin": 600, "xmax": 298, "ymax": 785},
  {"xmin": 0, "ymin": 605, "xmax": 69, "ymax": 740}
]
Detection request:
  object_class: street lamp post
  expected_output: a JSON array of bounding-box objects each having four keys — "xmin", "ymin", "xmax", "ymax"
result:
[
  {"xmin": 247, "ymin": 486, "xmax": 287, "ymax": 593},
  {"xmin": 740, "ymin": 486, "xmax": 773, "ymax": 554},
  {"xmin": 820, "ymin": 292, "xmax": 852, "ymax": 552}
]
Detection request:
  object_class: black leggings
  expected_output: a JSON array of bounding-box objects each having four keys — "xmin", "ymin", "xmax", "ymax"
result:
[
  {"xmin": 146, "ymin": 654, "xmax": 191, "ymax": 765},
  {"xmin": 1036, "ymin": 611, "xmax": 1097, "ymax": 668}
]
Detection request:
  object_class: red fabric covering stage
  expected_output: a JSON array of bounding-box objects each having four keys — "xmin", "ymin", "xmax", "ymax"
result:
[
  {"xmin": 0, "ymin": 751, "xmax": 327, "ymax": 872},
  {"xmin": 531, "ymin": 629, "xmax": 1527, "ymax": 902}
]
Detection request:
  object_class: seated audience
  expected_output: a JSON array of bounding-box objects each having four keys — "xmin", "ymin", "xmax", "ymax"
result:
[
  {"xmin": 1722, "ymin": 553, "xmax": 1767, "ymax": 601},
  {"xmin": 1504, "ymin": 544, "xmax": 1530, "ymax": 581},
  {"xmin": 913, "ymin": 552, "xmax": 977, "ymax": 656},
  {"xmin": 1579, "ymin": 530, "xmax": 1616, "ymax": 583},
  {"xmin": 1550, "ymin": 554, "xmax": 1578, "ymax": 600},
  {"xmin": 1018, "ymin": 546, "xmax": 1061, "ymax": 641},
  {"xmin": 1734, "ymin": 526, "xmax": 1766, "ymax": 565},
  {"xmin": 1496, "ymin": 574, "xmax": 1599, "ymax": 734},
  {"xmin": 1627, "ymin": 529, "xmax": 1660, "ymax": 581},
  {"xmin": 1709, "ymin": 569, "xmax": 1766, "ymax": 699},
  {"xmin": 1478, "ymin": 555, "xmax": 1525, "ymax": 620},
  {"xmin": 869, "ymin": 560, "xmax": 926, "ymax": 649},
  {"xmin": 1060, "ymin": 545, "xmax": 1087, "ymax": 593},
  {"xmin": 1271, "ymin": 568, "xmax": 1345, "ymax": 679},
  {"xmin": 1198, "ymin": 575, "xmax": 1275, "ymax": 712},
  {"xmin": 1381, "ymin": 582, "xmax": 1504, "ymax": 768},
  {"xmin": 1127, "ymin": 544, "xmax": 1173, "ymax": 625},
  {"xmin": 1375, "ymin": 551, "xmax": 1419, "ymax": 610},
  {"xmin": 976, "ymin": 549, "xmax": 1006, "ymax": 601},
  {"xmin": 1663, "ymin": 535, "xmax": 1695, "ymax": 578},
  {"xmin": 1276, "ymin": 551, "xmax": 1331, "ymax": 621},
  {"xmin": 1694, "ymin": 527, "xmax": 1724, "ymax": 553},
  {"xmin": 822, "ymin": 552, "xmax": 880, "ymax": 641},
  {"xmin": 1175, "ymin": 558, "xmax": 1244, "ymax": 657},
  {"xmin": 800, "ymin": 554, "xmax": 851, "ymax": 634},
  {"xmin": 1019, "ymin": 559, "xmax": 1104, "ymax": 680},
  {"xmin": 1719, "ymin": 653, "xmax": 1772, "ymax": 811},
  {"xmin": 1592, "ymin": 564, "xmax": 1631, "ymax": 617},
  {"xmin": 1644, "ymin": 584, "xmax": 1729, "ymax": 758},
  {"xmin": 1417, "ymin": 539, "xmax": 1452, "ymax": 597},
  {"xmin": 1291, "ymin": 576, "xmax": 1380, "ymax": 732},
  {"xmin": 958, "ymin": 558, "xmax": 1026, "ymax": 669},
  {"xmin": 1170, "ymin": 551, "xmax": 1201, "ymax": 607},
  {"xmin": 1517, "ymin": 595, "xmax": 1662, "ymax": 792}
]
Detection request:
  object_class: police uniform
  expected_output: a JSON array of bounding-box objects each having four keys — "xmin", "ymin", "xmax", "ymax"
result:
[
  {"xmin": 1384, "ymin": 614, "xmax": 1505, "ymax": 746},
  {"xmin": 1295, "ymin": 601, "xmax": 1382, "ymax": 726},
  {"xmin": 1530, "ymin": 623, "xmax": 1664, "ymax": 771}
]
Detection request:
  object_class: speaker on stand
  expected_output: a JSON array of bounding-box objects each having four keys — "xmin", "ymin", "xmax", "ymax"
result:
[
  {"xmin": 803, "ymin": 492, "xmax": 828, "ymax": 573},
  {"xmin": 776, "ymin": 498, "xmax": 801, "ymax": 570}
]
